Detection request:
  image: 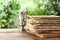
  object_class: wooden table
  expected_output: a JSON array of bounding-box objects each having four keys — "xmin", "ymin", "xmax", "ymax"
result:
[{"xmin": 0, "ymin": 31, "xmax": 60, "ymax": 40}]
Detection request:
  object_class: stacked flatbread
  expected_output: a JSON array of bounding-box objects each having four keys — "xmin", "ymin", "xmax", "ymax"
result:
[{"xmin": 27, "ymin": 16, "xmax": 60, "ymax": 38}]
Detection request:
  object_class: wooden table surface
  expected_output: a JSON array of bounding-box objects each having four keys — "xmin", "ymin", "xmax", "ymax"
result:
[{"xmin": 0, "ymin": 31, "xmax": 60, "ymax": 40}]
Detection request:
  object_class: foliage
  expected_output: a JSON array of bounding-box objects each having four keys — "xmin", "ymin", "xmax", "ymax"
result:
[
  {"xmin": 26, "ymin": 0, "xmax": 58, "ymax": 16},
  {"xmin": 0, "ymin": 0, "xmax": 20, "ymax": 29},
  {"xmin": 50, "ymin": 0, "xmax": 60, "ymax": 15}
]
